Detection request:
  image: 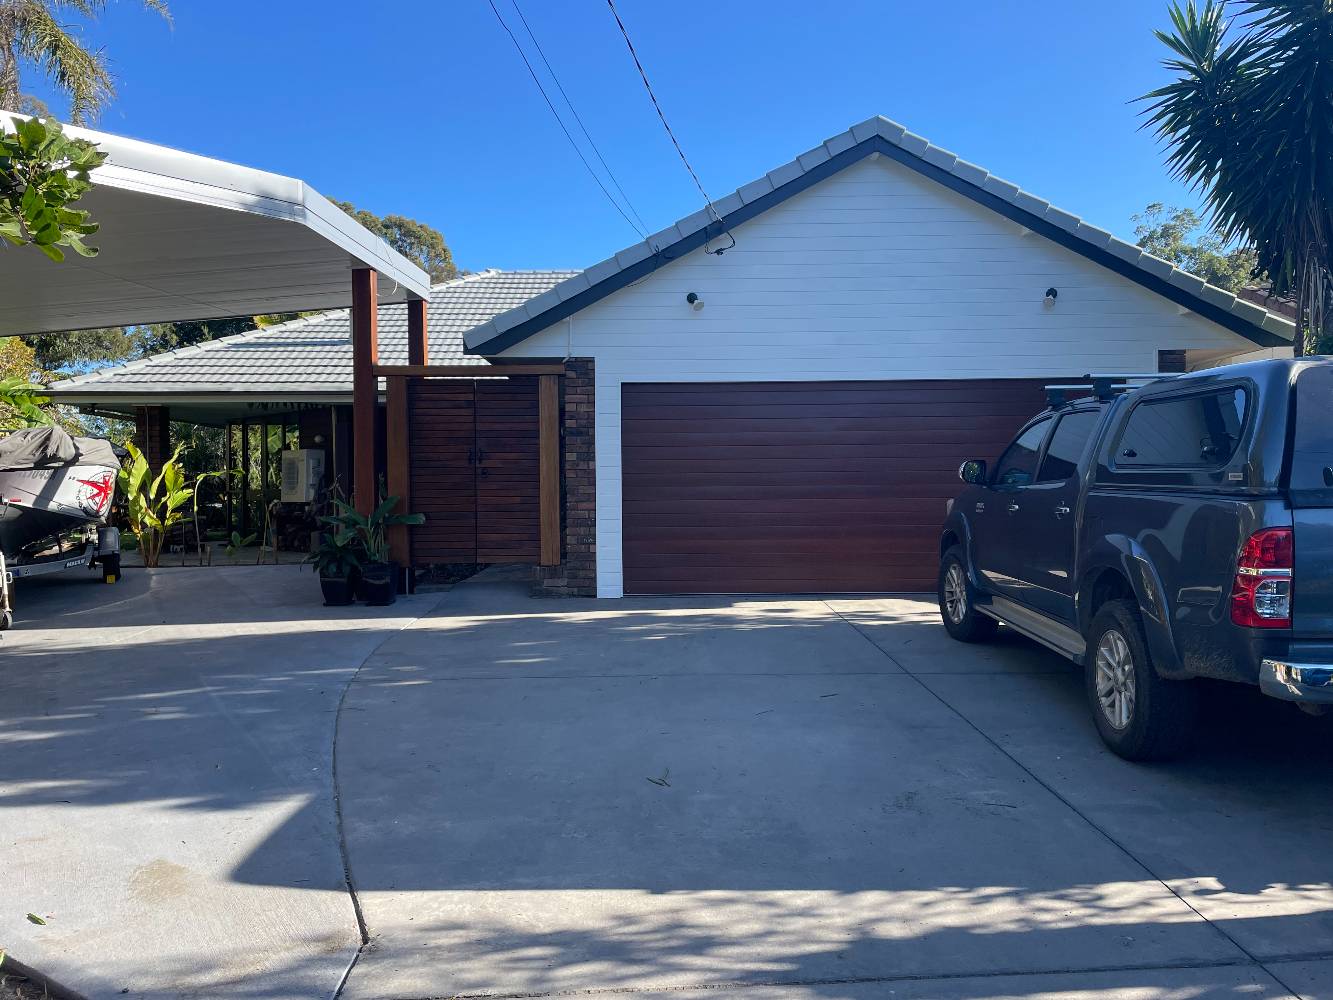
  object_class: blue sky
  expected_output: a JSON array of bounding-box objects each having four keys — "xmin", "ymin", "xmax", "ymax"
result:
[{"xmin": 29, "ymin": 1, "xmax": 1200, "ymax": 273}]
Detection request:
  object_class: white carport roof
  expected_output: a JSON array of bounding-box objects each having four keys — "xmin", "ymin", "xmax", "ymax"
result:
[{"xmin": 0, "ymin": 113, "xmax": 431, "ymax": 336}]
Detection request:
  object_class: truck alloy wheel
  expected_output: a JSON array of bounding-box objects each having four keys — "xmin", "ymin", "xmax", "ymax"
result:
[
  {"xmin": 1093, "ymin": 628, "xmax": 1136, "ymax": 730},
  {"xmin": 943, "ymin": 562, "xmax": 968, "ymax": 625}
]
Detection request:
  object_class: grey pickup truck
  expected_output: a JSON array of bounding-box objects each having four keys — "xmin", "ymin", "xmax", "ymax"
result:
[{"xmin": 938, "ymin": 358, "xmax": 1333, "ymax": 761}]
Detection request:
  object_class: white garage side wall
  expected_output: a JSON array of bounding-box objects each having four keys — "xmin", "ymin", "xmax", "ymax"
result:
[{"xmin": 500, "ymin": 156, "xmax": 1262, "ymax": 597}]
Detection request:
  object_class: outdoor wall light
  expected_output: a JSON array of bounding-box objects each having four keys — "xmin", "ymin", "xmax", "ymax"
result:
[
  {"xmin": 1044, "ymin": 287, "xmax": 1059, "ymax": 306},
  {"xmin": 686, "ymin": 292, "xmax": 705, "ymax": 311},
  {"xmin": 313, "ymin": 433, "xmax": 326, "ymax": 446}
]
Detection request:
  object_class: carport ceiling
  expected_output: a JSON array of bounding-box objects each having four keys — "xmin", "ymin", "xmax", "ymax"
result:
[{"xmin": 0, "ymin": 115, "xmax": 431, "ymax": 336}]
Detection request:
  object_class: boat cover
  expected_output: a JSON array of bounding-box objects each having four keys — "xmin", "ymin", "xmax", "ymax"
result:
[{"xmin": 0, "ymin": 426, "xmax": 120, "ymax": 471}]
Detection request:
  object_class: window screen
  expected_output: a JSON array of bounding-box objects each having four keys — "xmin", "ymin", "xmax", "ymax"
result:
[
  {"xmin": 1038, "ymin": 410, "xmax": 1100, "ymax": 482},
  {"xmin": 1116, "ymin": 387, "xmax": 1248, "ymax": 468},
  {"xmin": 994, "ymin": 418, "xmax": 1051, "ymax": 488}
]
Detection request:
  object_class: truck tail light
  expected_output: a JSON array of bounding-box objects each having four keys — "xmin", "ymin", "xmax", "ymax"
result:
[{"xmin": 1231, "ymin": 527, "xmax": 1293, "ymax": 628}]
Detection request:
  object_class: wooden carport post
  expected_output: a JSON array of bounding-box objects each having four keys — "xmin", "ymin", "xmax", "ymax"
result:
[
  {"xmin": 407, "ymin": 296, "xmax": 429, "ymax": 366},
  {"xmin": 385, "ymin": 295, "xmax": 426, "ymax": 583},
  {"xmin": 351, "ymin": 268, "xmax": 379, "ymax": 516}
]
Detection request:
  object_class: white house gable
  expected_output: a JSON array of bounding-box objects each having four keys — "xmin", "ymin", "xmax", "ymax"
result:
[{"xmin": 501, "ymin": 154, "xmax": 1257, "ymax": 376}]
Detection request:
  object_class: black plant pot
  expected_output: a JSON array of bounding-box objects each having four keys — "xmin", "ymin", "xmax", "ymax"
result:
[
  {"xmin": 359, "ymin": 560, "xmax": 399, "ymax": 606},
  {"xmin": 320, "ymin": 569, "xmax": 360, "ymax": 607}
]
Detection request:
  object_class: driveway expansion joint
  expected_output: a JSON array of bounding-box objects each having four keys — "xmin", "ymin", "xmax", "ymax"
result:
[
  {"xmin": 332, "ymin": 593, "xmax": 450, "ymax": 1000},
  {"xmin": 821, "ymin": 600, "xmax": 1305, "ymax": 1000}
]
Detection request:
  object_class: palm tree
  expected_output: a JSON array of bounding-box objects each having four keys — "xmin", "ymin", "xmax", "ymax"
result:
[
  {"xmin": 0, "ymin": 0, "xmax": 169, "ymax": 124},
  {"xmin": 1142, "ymin": 0, "xmax": 1333, "ymax": 355}
]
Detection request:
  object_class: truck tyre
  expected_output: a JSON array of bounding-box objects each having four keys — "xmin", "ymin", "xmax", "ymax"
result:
[
  {"xmin": 939, "ymin": 546, "xmax": 997, "ymax": 643},
  {"xmin": 1086, "ymin": 599, "xmax": 1197, "ymax": 761}
]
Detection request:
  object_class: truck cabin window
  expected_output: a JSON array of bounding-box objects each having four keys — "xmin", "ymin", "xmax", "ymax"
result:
[
  {"xmin": 993, "ymin": 418, "xmax": 1051, "ymax": 488},
  {"xmin": 1116, "ymin": 387, "xmax": 1248, "ymax": 467},
  {"xmin": 1037, "ymin": 410, "xmax": 1100, "ymax": 483}
]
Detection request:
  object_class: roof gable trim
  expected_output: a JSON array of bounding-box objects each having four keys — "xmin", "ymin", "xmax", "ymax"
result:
[{"xmin": 465, "ymin": 126, "xmax": 1290, "ymax": 356}]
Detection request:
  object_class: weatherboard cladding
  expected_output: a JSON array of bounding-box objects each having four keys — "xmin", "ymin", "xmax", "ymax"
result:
[
  {"xmin": 461, "ymin": 115, "xmax": 1295, "ymax": 355},
  {"xmin": 47, "ymin": 270, "xmax": 580, "ymax": 396}
]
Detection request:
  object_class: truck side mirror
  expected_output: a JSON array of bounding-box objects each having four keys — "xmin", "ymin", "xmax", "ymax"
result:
[{"xmin": 959, "ymin": 459, "xmax": 987, "ymax": 485}]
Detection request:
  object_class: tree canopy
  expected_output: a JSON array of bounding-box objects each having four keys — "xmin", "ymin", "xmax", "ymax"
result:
[
  {"xmin": 333, "ymin": 200, "xmax": 458, "ymax": 283},
  {"xmin": 0, "ymin": 335, "xmax": 47, "ymax": 427},
  {"xmin": 1133, "ymin": 202, "xmax": 1258, "ymax": 292}
]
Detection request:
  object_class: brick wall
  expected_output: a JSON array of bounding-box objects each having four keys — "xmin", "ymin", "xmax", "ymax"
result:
[{"xmin": 535, "ymin": 358, "xmax": 596, "ymax": 596}]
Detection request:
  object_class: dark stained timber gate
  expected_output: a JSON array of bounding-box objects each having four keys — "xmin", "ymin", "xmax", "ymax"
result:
[{"xmin": 407, "ymin": 378, "xmax": 541, "ymax": 564}]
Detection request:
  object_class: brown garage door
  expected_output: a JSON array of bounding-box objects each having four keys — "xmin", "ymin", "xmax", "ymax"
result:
[{"xmin": 621, "ymin": 380, "xmax": 1049, "ymax": 594}]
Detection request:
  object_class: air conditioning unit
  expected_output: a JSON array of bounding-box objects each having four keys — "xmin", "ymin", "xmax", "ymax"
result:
[{"xmin": 280, "ymin": 449, "xmax": 325, "ymax": 503}]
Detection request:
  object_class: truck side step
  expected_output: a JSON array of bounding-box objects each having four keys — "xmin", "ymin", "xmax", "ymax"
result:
[{"xmin": 978, "ymin": 595, "xmax": 1087, "ymax": 663}]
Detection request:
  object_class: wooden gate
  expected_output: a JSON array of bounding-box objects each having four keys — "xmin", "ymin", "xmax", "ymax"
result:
[{"xmin": 384, "ymin": 371, "xmax": 561, "ymax": 569}]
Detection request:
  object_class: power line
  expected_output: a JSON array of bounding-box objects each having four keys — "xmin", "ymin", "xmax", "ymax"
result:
[
  {"xmin": 603, "ymin": 0, "xmax": 735, "ymax": 254},
  {"xmin": 509, "ymin": 0, "xmax": 651, "ymax": 237},
  {"xmin": 486, "ymin": 0, "xmax": 647, "ymax": 240}
]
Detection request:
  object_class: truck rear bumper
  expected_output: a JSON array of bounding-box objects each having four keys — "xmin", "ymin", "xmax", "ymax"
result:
[{"xmin": 1260, "ymin": 658, "xmax": 1333, "ymax": 704}]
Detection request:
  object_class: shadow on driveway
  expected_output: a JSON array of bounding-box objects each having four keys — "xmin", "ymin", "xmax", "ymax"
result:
[
  {"xmin": 0, "ymin": 564, "xmax": 442, "ymax": 999},
  {"xmin": 328, "ymin": 571, "xmax": 1332, "ymax": 998}
]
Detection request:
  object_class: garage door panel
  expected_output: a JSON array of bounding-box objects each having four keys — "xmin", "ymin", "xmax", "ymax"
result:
[
  {"xmin": 624, "ymin": 468, "xmax": 963, "ymax": 483},
  {"xmin": 622, "ymin": 416, "xmax": 1033, "ymax": 437},
  {"xmin": 623, "ymin": 384, "xmax": 1037, "ymax": 405},
  {"xmin": 622, "ymin": 379, "xmax": 1047, "ymax": 594},
  {"xmin": 624, "ymin": 402, "xmax": 1038, "ymax": 421}
]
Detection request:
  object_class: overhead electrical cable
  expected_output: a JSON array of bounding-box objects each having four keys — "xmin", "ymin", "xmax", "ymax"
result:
[
  {"xmin": 603, "ymin": 0, "xmax": 735, "ymax": 254},
  {"xmin": 509, "ymin": 0, "xmax": 651, "ymax": 237},
  {"xmin": 486, "ymin": 0, "xmax": 648, "ymax": 240}
]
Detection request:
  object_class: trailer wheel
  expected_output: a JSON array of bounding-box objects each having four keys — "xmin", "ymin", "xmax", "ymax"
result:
[
  {"xmin": 101, "ymin": 553, "xmax": 121, "ymax": 584},
  {"xmin": 0, "ymin": 609, "xmax": 11, "ymax": 631}
]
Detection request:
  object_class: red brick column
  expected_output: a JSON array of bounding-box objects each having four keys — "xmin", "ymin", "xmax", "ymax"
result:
[{"xmin": 535, "ymin": 358, "xmax": 596, "ymax": 597}]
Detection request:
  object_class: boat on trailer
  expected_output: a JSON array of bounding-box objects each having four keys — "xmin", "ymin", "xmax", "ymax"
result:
[{"xmin": 0, "ymin": 426, "xmax": 122, "ymax": 630}]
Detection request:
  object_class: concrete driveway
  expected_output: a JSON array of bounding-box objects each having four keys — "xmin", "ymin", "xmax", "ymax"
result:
[
  {"xmin": 0, "ymin": 564, "xmax": 442, "ymax": 999},
  {"xmin": 2, "ymin": 566, "xmax": 1331, "ymax": 999}
]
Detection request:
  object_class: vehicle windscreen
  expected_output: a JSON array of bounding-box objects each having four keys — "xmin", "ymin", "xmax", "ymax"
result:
[{"xmin": 1290, "ymin": 364, "xmax": 1333, "ymax": 507}]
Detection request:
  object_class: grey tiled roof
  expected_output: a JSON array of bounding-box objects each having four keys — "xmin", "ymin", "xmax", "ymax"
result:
[
  {"xmin": 48, "ymin": 270, "xmax": 580, "ymax": 396},
  {"xmin": 463, "ymin": 115, "xmax": 1296, "ymax": 354}
]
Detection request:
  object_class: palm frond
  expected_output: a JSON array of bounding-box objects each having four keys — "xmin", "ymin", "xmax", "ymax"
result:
[
  {"xmin": 1140, "ymin": 0, "xmax": 1333, "ymax": 350},
  {"xmin": 0, "ymin": 0, "xmax": 169, "ymax": 121},
  {"xmin": 12, "ymin": 0, "xmax": 112, "ymax": 122}
]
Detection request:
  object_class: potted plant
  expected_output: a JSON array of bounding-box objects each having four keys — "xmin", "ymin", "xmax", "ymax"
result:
[
  {"xmin": 327, "ymin": 494, "xmax": 424, "ymax": 606},
  {"xmin": 307, "ymin": 522, "xmax": 364, "ymax": 606}
]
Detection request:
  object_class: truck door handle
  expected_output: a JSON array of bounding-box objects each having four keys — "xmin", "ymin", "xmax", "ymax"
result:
[
  {"xmin": 1054, "ymin": 504, "xmax": 1071, "ymax": 518},
  {"xmin": 1007, "ymin": 503, "xmax": 1020, "ymax": 513}
]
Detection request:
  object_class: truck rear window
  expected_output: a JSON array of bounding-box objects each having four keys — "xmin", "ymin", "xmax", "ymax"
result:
[
  {"xmin": 1115, "ymin": 387, "xmax": 1248, "ymax": 468},
  {"xmin": 1291, "ymin": 365, "xmax": 1333, "ymax": 505}
]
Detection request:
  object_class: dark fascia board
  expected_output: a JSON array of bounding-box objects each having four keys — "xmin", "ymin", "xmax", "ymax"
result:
[{"xmin": 471, "ymin": 135, "xmax": 1286, "ymax": 355}]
